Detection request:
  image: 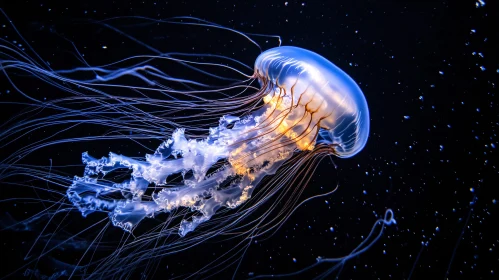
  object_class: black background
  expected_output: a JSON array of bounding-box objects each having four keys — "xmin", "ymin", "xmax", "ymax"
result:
[{"xmin": 0, "ymin": 0, "xmax": 497, "ymax": 279}]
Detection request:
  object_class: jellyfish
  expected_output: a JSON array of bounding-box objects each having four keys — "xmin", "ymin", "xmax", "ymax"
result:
[
  {"xmin": 66, "ymin": 45, "xmax": 371, "ymax": 237},
  {"xmin": 0, "ymin": 15, "xmax": 394, "ymax": 279}
]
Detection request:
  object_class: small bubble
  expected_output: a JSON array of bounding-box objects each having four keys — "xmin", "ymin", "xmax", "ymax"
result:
[{"xmin": 476, "ymin": 0, "xmax": 486, "ymax": 7}]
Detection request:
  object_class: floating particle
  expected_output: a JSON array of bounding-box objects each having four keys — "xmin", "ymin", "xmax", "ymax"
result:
[{"xmin": 476, "ymin": 0, "xmax": 486, "ymax": 7}]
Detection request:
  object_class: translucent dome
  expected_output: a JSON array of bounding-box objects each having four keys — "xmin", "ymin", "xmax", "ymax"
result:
[{"xmin": 255, "ymin": 46, "xmax": 370, "ymax": 158}]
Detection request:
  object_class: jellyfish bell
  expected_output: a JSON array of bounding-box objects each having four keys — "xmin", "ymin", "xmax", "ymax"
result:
[{"xmin": 254, "ymin": 46, "xmax": 370, "ymax": 158}]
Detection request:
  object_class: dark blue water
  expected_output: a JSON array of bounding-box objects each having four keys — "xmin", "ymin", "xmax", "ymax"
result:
[{"xmin": 0, "ymin": 0, "xmax": 496, "ymax": 279}]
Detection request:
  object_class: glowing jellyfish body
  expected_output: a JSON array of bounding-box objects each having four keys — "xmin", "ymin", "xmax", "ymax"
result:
[
  {"xmin": 69, "ymin": 46, "xmax": 370, "ymax": 236},
  {"xmin": 255, "ymin": 46, "xmax": 369, "ymax": 157}
]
